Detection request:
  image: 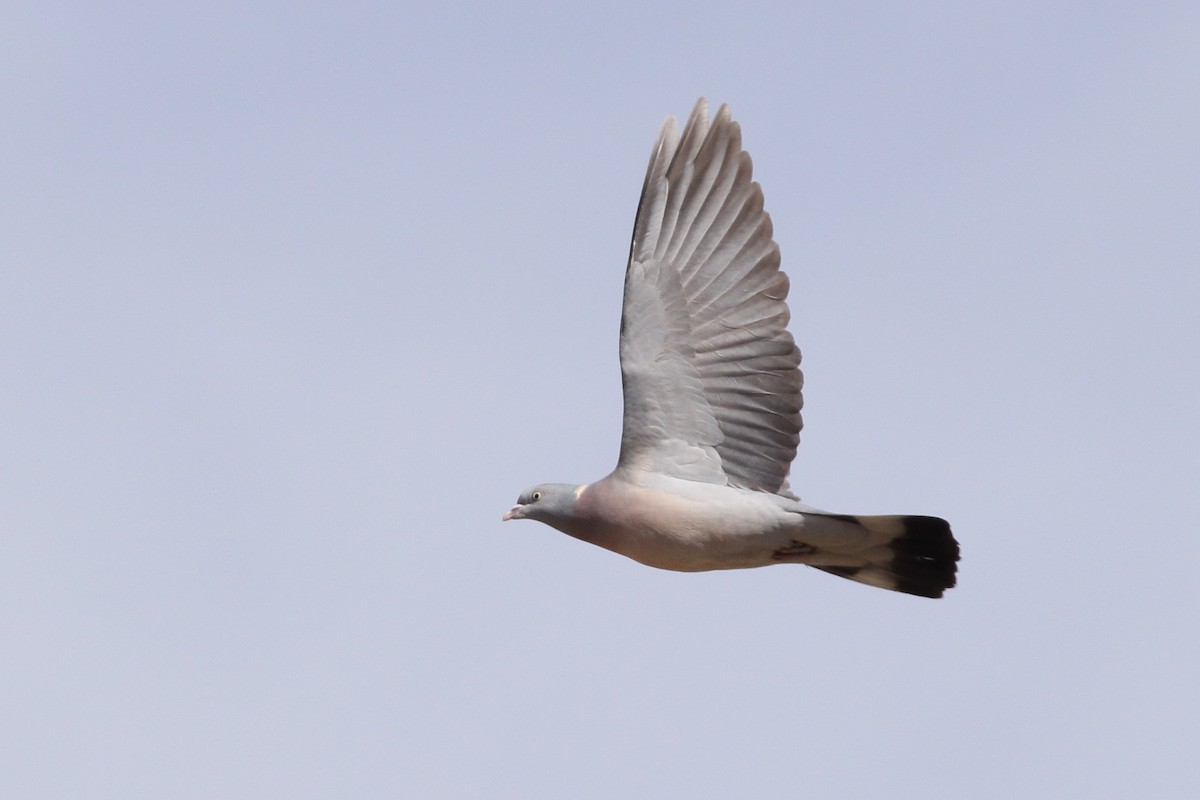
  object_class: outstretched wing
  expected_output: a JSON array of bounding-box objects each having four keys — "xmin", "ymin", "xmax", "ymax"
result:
[{"xmin": 617, "ymin": 99, "xmax": 803, "ymax": 493}]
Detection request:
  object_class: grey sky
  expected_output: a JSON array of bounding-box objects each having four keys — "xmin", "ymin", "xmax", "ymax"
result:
[{"xmin": 3, "ymin": 2, "xmax": 1197, "ymax": 797}]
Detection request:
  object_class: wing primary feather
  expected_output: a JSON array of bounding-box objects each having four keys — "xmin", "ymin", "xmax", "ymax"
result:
[{"xmin": 629, "ymin": 118, "xmax": 680, "ymax": 265}]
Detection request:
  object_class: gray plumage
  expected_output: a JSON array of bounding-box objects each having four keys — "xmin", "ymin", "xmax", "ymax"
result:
[{"xmin": 504, "ymin": 99, "xmax": 959, "ymax": 598}]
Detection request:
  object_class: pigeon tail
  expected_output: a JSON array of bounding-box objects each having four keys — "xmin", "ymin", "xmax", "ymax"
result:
[{"xmin": 810, "ymin": 514, "xmax": 960, "ymax": 599}]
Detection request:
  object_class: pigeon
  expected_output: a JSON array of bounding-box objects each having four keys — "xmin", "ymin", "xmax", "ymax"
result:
[{"xmin": 503, "ymin": 99, "xmax": 959, "ymax": 598}]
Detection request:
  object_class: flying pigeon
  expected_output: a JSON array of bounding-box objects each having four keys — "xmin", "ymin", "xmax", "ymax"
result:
[{"xmin": 504, "ymin": 99, "xmax": 959, "ymax": 598}]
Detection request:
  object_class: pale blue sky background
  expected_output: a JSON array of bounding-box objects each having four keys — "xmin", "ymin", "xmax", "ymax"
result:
[{"xmin": 3, "ymin": 2, "xmax": 1198, "ymax": 797}]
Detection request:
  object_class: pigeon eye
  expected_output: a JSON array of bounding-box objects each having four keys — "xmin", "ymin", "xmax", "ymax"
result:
[{"xmin": 532, "ymin": 491, "xmax": 542, "ymax": 501}]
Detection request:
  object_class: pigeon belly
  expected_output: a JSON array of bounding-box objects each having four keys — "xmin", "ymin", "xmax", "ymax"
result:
[{"xmin": 564, "ymin": 476, "xmax": 796, "ymax": 572}]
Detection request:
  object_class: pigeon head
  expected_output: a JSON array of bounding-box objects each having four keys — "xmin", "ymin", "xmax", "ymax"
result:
[{"xmin": 502, "ymin": 483, "xmax": 580, "ymax": 524}]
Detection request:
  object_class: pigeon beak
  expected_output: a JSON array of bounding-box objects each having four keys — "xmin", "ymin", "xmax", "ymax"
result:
[{"xmin": 502, "ymin": 505, "xmax": 524, "ymax": 522}]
